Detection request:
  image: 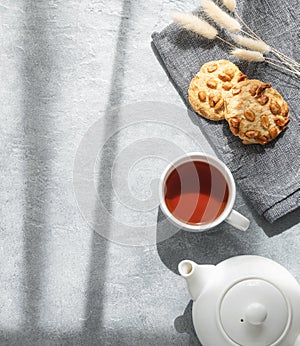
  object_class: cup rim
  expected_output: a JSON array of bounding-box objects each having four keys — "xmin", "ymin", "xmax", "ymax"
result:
[{"xmin": 159, "ymin": 152, "xmax": 236, "ymax": 231}]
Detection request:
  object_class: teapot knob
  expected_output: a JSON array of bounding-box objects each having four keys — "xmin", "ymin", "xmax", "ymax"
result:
[{"xmin": 245, "ymin": 303, "xmax": 267, "ymax": 325}]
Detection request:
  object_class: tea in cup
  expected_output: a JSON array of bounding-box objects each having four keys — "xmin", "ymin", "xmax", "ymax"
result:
[{"xmin": 159, "ymin": 153, "xmax": 249, "ymax": 231}]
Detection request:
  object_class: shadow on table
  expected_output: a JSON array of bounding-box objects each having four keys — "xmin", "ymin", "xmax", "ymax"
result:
[
  {"xmin": 82, "ymin": 0, "xmax": 133, "ymax": 334},
  {"xmin": 21, "ymin": 0, "xmax": 60, "ymax": 330},
  {"xmin": 174, "ymin": 301, "xmax": 202, "ymax": 346},
  {"xmin": 250, "ymin": 206, "xmax": 300, "ymax": 237},
  {"xmin": 156, "ymin": 207, "xmax": 249, "ymax": 274},
  {"xmin": 0, "ymin": 328, "xmax": 193, "ymax": 346},
  {"xmin": 15, "ymin": 0, "xmax": 134, "ymax": 344}
]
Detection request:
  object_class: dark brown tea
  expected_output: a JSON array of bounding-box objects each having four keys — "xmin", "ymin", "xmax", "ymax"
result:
[{"xmin": 164, "ymin": 161, "xmax": 229, "ymax": 225}]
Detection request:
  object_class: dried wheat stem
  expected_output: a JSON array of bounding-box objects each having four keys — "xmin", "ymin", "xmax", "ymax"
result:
[
  {"xmin": 222, "ymin": 0, "xmax": 236, "ymax": 12},
  {"xmin": 171, "ymin": 7, "xmax": 300, "ymax": 76},
  {"xmin": 239, "ymin": 29, "xmax": 260, "ymax": 40},
  {"xmin": 232, "ymin": 34, "xmax": 270, "ymax": 53},
  {"xmin": 201, "ymin": 0, "xmax": 241, "ymax": 32},
  {"xmin": 265, "ymin": 58, "xmax": 300, "ymax": 76},
  {"xmin": 269, "ymin": 51, "xmax": 300, "ymax": 74},
  {"xmin": 171, "ymin": 11, "xmax": 218, "ymax": 39},
  {"xmin": 231, "ymin": 48, "xmax": 265, "ymax": 62},
  {"xmin": 271, "ymin": 49, "xmax": 300, "ymax": 67},
  {"xmin": 235, "ymin": 12, "xmax": 260, "ymax": 40},
  {"xmin": 231, "ymin": 49, "xmax": 300, "ymax": 75},
  {"xmin": 238, "ymin": 32, "xmax": 300, "ymax": 69},
  {"xmin": 267, "ymin": 56, "xmax": 300, "ymax": 73},
  {"xmin": 216, "ymin": 35, "xmax": 236, "ymax": 48},
  {"xmin": 235, "ymin": 12, "xmax": 300, "ymax": 68}
]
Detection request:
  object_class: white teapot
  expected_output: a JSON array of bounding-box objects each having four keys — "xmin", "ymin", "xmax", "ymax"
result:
[{"xmin": 178, "ymin": 256, "xmax": 300, "ymax": 346}]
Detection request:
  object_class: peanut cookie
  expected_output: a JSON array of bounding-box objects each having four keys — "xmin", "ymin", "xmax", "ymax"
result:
[
  {"xmin": 225, "ymin": 79, "xmax": 290, "ymax": 144},
  {"xmin": 188, "ymin": 60, "xmax": 247, "ymax": 121}
]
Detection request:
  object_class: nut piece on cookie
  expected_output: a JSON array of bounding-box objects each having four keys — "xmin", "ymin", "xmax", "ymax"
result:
[
  {"xmin": 198, "ymin": 91, "xmax": 207, "ymax": 102},
  {"xmin": 225, "ymin": 79, "xmax": 290, "ymax": 145},
  {"xmin": 188, "ymin": 60, "xmax": 247, "ymax": 121}
]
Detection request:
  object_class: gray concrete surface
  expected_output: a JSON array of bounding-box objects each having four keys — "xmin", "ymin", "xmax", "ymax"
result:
[{"xmin": 0, "ymin": 0, "xmax": 299, "ymax": 345}]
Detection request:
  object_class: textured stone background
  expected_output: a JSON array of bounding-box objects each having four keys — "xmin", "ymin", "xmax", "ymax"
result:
[{"xmin": 0, "ymin": 0, "xmax": 299, "ymax": 345}]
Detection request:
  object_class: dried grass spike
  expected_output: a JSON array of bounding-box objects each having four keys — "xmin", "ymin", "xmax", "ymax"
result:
[
  {"xmin": 231, "ymin": 48, "xmax": 265, "ymax": 62},
  {"xmin": 171, "ymin": 11, "xmax": 218, "ymax": 39},
  {"xmin": 223, "ymin": 0, "xmax": 236, "ymax": 12},
  {"xmin": 201, "ymin": 0, "xmax": 241, "ymax": 32},
  {"xmin": 232, "ymin": 35, "xmax": 271, "ymax": 53}
]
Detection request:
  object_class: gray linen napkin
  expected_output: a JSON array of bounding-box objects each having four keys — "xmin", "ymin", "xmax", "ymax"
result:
[{"xmin": 152, "ymin": 0, "xmax": 300, "ymax": 223}]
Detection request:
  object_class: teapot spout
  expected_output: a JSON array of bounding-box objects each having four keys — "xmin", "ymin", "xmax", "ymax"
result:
[{"xmin": 178, "ymin": 260, "xmax": 215, "ymax": 301}]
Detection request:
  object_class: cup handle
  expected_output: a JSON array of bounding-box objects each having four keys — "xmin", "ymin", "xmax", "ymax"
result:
[{"xmin": 225, "ymin": 209, "xmax": 250, "ymax": 231}]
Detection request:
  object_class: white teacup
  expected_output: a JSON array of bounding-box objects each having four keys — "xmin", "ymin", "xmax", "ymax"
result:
[{"xmin": 159, "ymin": 152, "xmax": 250, "ymax": 232}]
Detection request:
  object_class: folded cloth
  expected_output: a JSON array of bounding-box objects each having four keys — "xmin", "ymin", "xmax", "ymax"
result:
[{"xmin": 151, "ymin": 0, "xmax": 300, "ymax": 223}]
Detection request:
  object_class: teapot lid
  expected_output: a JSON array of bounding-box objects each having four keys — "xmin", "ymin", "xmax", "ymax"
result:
[{"xmin": 220, "ymin": 279, "xmax": 290, "ymax": 346}]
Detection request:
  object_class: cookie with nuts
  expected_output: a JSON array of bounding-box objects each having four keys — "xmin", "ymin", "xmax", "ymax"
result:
[
  {"xmin": 225, "ymin": 79, "xmax": 290, "ymax": 144},
  {"xmin": 188, "ymin": 60, "xmax": 247, "ymax": 121}
]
